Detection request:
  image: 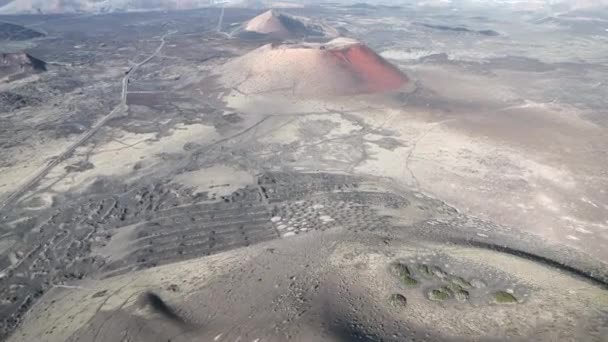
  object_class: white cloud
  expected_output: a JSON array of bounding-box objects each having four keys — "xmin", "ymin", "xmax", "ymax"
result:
[{"xmin": 0, "ymin": 0, "xmax": 218, "ymax": 14}]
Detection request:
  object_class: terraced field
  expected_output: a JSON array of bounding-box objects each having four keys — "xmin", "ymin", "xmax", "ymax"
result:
[{"xmin": 0, "ymin": 171, "xmax": 431, "ymax": 337}]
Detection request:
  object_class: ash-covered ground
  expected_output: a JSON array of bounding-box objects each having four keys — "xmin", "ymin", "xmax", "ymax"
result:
[{"xmin": 0, "ymin": 3, "xmax": 607, "ymax": 341}]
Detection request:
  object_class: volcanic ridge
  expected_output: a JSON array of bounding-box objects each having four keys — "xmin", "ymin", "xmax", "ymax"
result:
[
  {"xmin": 222, "ymin": 37, "xmax": 409, "ymax": 96},
  {"xmin": 1, "ymin": 52, "xmax": 47, "ymax": 82}
]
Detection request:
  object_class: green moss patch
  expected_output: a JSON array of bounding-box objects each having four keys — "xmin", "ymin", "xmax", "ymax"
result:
[
  {"xmin": 401, "ymin": 275, "xmax": 418, "ymax": 286},
  {"xmin": 450, "ymin": 277, "xmax": 472, "ymax": 289},
  {"xmin": 427, "ymin": 288, "xmax": 451, "ymax": 301},
  {"xmin": 390, "ymin": 262, "xmax": 418, "ymax": 286},
  {"xmin": 493, "ymin": 291, "xmax": 518, "ymax": 304}
]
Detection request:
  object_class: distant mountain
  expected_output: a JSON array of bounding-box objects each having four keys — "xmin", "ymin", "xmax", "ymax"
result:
[
  {"xmin": 237, "ymin": 9, "xmax": 339, "ymax": 39},
  {"xmin": 0, "ymin": 22, "xmax": 45, "ymax": 41},
  {"xmin": 416, "ymin": 22, "xmax": 500, "ymax": 36}
]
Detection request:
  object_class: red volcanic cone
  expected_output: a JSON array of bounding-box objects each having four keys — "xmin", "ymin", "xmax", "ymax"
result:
[
  {"xmin": 326, "ymin": 41, "xmax": 408, "ymax": 93},
  {"xmin": 221, "ymin": 38, "xmax": 409, "ymax": 96}
]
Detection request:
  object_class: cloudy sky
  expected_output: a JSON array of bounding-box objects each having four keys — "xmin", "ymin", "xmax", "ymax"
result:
[
  {"xmin": 0, "ymin": 0, "xmax": 217, "ymax": 13},
  {"xmin": 0, "ymin": 0, "xmax": 606, "ymax": 14}
]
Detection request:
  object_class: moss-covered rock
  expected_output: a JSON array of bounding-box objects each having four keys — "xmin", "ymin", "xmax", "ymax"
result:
[
  {"xmin": 450, "ymin": 276, "xmax": 472, "ymax": 289},
  {"xmin": 427, "ymin": 288, "xmax": 451, "ymax": 301},
  {"xmin": 493, "ymin": 291, "xmax": 517, "ymax": 304},
  {"xmin": 454, "ymin": 289, "xmax": 469, "ymax": 302},
  {"xmin": 416, "ymin": 264, "xmax": 434, "ymax": 277},
  {"xmin": 430, "ymin": 266, "xmax": 448, "ymax": 279},
  {"xmin": 470, "ymin": 278, "xmax": 487, "ymax": 289},
  {"xmin": 388, "ymin": 293, "xmax": 408, "ymax": 307},
  {"xmin": 390, "ymin": 262, "xmax": 411, "ymax": 277},
  {"xmin": 390, "ymin": 262, "xmax": 418, "ymax": 286},
  {"xmin": 401, "ymin": 275, "xmax": 418, "ymax": 286},
  {"xmin": 446, "ymin": 282, "xmax": 463, "ymax": 293}
]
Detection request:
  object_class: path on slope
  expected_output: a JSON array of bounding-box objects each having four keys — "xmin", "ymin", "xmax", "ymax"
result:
[
  {"xmin": 216, "ymin": 5, "xmax": 232, "ymax": 39},
  {"xmin": 217, "ymin": 5, "xmax": 224, "ymax": 33},
  {"xmin": 0, "ymin": 30, "xmax": 176, "ymax": 211}
]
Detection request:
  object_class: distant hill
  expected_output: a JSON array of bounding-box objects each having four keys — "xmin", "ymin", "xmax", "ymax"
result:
[
  {"xmin": 0, "ymin": 22, "xmax": 45, "ymax": 41},
  {"xmin": 238, "ymin": 9, "xmax": 339, "ymax": 39},
  {"xmin": 416, "ymin": 23, "xmax": 500, "ymax": 36}
]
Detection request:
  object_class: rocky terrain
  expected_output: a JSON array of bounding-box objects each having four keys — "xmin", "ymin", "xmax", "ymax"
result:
[{"xmin": 1, "ymin": 52, "xmax": 46, "ymax": 82}]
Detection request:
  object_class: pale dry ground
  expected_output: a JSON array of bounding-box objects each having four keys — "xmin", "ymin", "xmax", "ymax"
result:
[
  {"xmin": 219, "ymin": 69, "xmax": 608, "ymax": 260},
  {"xmin": 0, "ymin": 61, "xmax": 134, "ymax": 207},
  {"xmin": 17, "ymin": 122, "xmax": 220, "ymax": 202},
  {"xmin": 10, "ymin": 229, "xmax": 607, "ymax": 342},
  {"xmin": 172, "ymin": 165, "xmax": 255, "ymax": 197},
  {"xmin": 0, "ymin": 137, "xmax": 74, "ymax": 203},
  {"xmin": 401, "ymin": 64, "xmax": 608, "ymax": 258}
]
